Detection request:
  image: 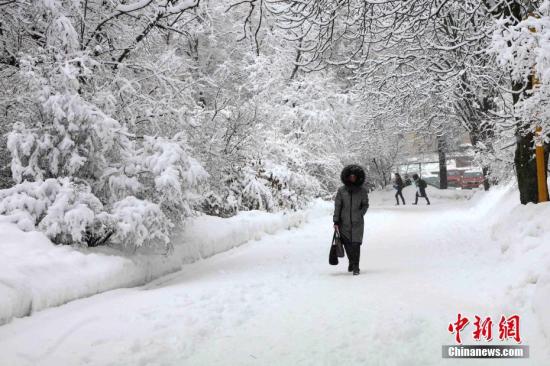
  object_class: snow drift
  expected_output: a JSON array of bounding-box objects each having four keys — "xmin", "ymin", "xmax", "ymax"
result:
[
  {"xmin": 0, "ymin": 200, "xmax": 331, "ymax": 325},
  {"xmin": 482, "ymin": 185, "xmax": 550, "ymax": 343}
]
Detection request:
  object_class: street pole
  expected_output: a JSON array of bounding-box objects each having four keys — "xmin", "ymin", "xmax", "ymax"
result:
[
  {"xmin": 535, "ymin": 126, "xmax": 548, "ymax": 202},
  {"xmin": 529, "ymin": 13, "xmax": 549, "ymax": 203}
]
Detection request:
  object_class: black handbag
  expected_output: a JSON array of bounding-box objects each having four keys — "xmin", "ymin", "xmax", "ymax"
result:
[
  {"xmin": 329, "ymin": 244, "xmax": 339, "ymax": 265},
  {"xmin": 329, "ymin": 230, "xmax": 345, "ymax": 265},
  {"xmin": 334, "ymin": 231, "xmax": 345, "ymax": 257}
]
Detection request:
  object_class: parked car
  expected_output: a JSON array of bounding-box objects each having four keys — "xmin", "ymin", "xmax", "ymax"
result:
[
  {"xmin": 447, "ymin": 169, "xmax": 464, "ymax": 188},
  {"xmin": 462, "ymin": 171, "xmax": 484, "ymax": 189},
  {"xmin": 423, "ymin": 176, "xmax": 440, "ymax": 189}
]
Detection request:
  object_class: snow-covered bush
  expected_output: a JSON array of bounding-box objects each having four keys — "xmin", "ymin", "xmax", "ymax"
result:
[
  {"xmin": 259, "ymin": 159, "xmax": 321, "ymax": 211},
  {"xmin": 0, "ymin": 178, "xmax": 110, "ymax": 245},
  {"xmin": 241, "ymin": 165, "xmax": 276, "ymax": 211},
  {"xmin": 201, "ymin": 157, "xmax": 320, "ymax": 215},
  {"xmin": 129, "ymin": 136, "xmax": 208, "ymax": 221},
  {"xmin": 0, "ymin": 178, "xmax": 177, "ymax": 251},
  {"xmin": 4, "ymin": 98, "xmax": 204, "ymax": 249},
  {"xmin": 109, "ymin": 197, "xmax": 172, "ymax": 251},
  {"xmin": 237, "ymin": 159, "xmax": 320, "ymax": 212},
  {"xmin": 200, "ymin": 191, "xmax": 239, "ymax": 218}
]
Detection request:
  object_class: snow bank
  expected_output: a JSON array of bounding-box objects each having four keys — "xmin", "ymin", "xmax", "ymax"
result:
[
  {"xmin": 534, "ymin": 272, "xmax": 550, "ymax": 340},
  {"xmin": 172, "ymin": 199, "xmax": 331, "ymax": 263},
  {"xmin": 482, "ymin": 184, "xmax": 550, "ymax": 342},
  {"xmin": 0, "ymin": 200, "xmax": 331, "ymax": 325}
]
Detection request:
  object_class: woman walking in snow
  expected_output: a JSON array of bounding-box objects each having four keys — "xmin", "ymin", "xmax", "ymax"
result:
[
  {"xmin": 333, "ymin": 165, "xmax": 370, "ymax": 275},
  {"xmin": 412, "ymin": 173, "xmax": 431, "ymax": 205},
  {"xmin": 393, "ymin": 173, "xmax": 405, "ymax": 205}
]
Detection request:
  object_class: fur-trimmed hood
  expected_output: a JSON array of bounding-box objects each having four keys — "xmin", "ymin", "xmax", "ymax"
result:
[{"xmin": 340, "ymin": 164, "xmax": 366, "ymax": 187}]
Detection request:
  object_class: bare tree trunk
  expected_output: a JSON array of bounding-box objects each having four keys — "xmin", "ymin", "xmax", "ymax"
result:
[
  {"xmin": 482, "ymin": 166, "xmax": 490, "ymax": 191},
  {"xmin": 437, "ymin": 135, "xmax": 448, "ymax": 189},
  {"xmin": 515, "ymin": 132, "xmax": 539, "ymax": 204}
]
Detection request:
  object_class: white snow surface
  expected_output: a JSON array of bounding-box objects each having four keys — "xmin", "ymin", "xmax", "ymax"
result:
[
  {"xmin": 0, "ymin": 205, "xmax": 316, "ymax": 325},
  {"xmin": 0, "ymin": 185, "xmax": 550, "ymax": 365}
]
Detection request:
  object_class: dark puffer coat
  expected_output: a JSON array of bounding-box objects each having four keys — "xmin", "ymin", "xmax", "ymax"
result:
[
  {"xmin": 394, "ymin": 175, "xmax": 404, "ymax": 189},
  {"xmin": 333, "ymin": 165, "xmax": 370, "ymax": 244}
]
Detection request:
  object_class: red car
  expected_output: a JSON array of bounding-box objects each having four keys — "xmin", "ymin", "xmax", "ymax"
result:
[
  {"xmin": 462, "ymin": 171, "xmax": 484, "ymax": 189},
  {"xmin": 447, "ymin": 170, "xmax": 463, "ymax": 188}
]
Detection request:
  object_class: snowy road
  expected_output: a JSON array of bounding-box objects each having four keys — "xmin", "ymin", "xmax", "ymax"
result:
[{"xmin": 0, "ymin": 192, "xmax": 547, "ymax": 366}]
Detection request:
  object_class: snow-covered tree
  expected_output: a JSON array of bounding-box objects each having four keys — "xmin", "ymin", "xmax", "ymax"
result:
[
  {"xmin": 0, "ymin": 0, "xmax": 207, "ymax": 250},
  {"xmin": 0, "ymin": 0, "xmax": 353, "ymax": 250},
  {"xmin": 490, "ymin": 1, "xmax": 550, "ymax": 203}
]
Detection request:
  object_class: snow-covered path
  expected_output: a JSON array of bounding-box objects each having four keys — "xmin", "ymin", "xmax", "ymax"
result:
[{"xmin": 0, "ymin": 191, "xmax": 547, "ymax": 366}]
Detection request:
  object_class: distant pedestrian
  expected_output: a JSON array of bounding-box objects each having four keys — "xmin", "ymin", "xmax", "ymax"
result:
[
  {"xmin": 412, "ymin": 173, "xmax": 430, "ymax": 205},
  {"xmin": 393, "ymin": 173, "xmax": 405, "ymax": 205},
  {"xmin": 333, "ymin": 165, "xmax": 369, "ymax": 275}
]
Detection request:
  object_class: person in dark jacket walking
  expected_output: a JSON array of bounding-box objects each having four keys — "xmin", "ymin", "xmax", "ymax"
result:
[
  {"xmin": 412, "ymin": 173, "xmax": 430, "ymax": 205},
  {"xmin": 333, "ymin": 165, "xmax": 369, "ymax": 275},
  {"xmin": 393, "ymin": 173, "xmax": 405, "ymax": 205}
]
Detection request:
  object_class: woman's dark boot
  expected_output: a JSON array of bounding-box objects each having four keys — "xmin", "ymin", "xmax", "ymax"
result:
[
  {"xmin": 353, "ymin": 264, "xmax": 360, "ymax": 275},
  {"xmin": 348, "ymin": 263, "xmax": 353, "ymax": 272}
]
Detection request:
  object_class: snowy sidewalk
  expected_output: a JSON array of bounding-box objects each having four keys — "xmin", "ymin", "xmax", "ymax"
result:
[{"xmin": 0, "ymin": 190, "xmax": 548, "ymax": 366}]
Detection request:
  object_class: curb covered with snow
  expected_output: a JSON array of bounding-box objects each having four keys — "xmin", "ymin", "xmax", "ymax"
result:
[{"xmin": 0, "ymin": 200, "xmax": 332, "ymax": 325}]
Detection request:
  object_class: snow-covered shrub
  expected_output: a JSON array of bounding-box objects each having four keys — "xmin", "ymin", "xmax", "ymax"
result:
[
  {"xmin": 259, "ymin": 159, "xmax": 321, "ymax": 211},
  {"xmin": 200, "ymin": 164, "xmax": 266, "ymax": 215},
  {"xmin": 109, "ymin": 197, "xmax": 172, "ymax": 251},
  {"xmin": 0, "ymin": 177, "xmax": 177, "ymax": 251},
  {"xmin": 200, "ymin": 191, "xmax": 239, "ymax": 218},
  {"xmin": 5, "ymin": 111, "xmax": 204, "ymax": 249},
  {"xmin": 7, "ymin": 92, "xmax": 127, "ymax": 184},
  {"xmin": 207, "ymin": 159, "xmax": 320, "ymax": 213},
  {"xmin": 0, "ymin": 178, "xmax": 111, "ymax": 245},
  {"xmin": 36, "ymin": 181, "xmax": 107, "ymax": 245},
  {"xmin": 135, "ymin": 136, "xmax": 208, "ymax": 221},
  {"xmin": 241, "ymin": 166, "xmax": 276, "ymax": 211}
]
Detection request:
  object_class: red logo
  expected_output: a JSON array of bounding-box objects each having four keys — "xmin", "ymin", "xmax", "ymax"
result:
[
  {"xmin": 473, "ymin": 316, "xmax": 493, "ymax": 341},
  {"xmin": 499, "ymin": 315, "xmax": 521, "ymax": 343},
  {"xmin": 448, "ymin": 314, "xmax": 521, "ymax": 344},
  {"xmin": 448, "ymin": 313, "xmax": 469, "ymax": 344}
]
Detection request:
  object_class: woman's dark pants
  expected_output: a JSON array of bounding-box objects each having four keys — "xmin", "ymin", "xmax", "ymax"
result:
[
  {"xmin": 342, "ymin": 238, "xmax": 361, "ymax": 270},
  {"xmin": 395, "ymin": 188, "xmax": 405, "ymax": 204},
  {"xmin": 414, "ymin": 188, "xmax": 431, "ymax": 204}
]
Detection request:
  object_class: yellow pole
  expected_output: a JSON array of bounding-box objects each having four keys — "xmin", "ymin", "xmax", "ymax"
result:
[
  {"xmin": 529, "ymin": 13, "xmax": 548, "ymax": 203},
  {"xmin": 535, "ymin": 126, "xmax": 548, "ymax": 202}
]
